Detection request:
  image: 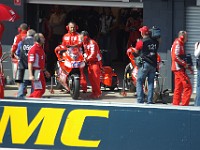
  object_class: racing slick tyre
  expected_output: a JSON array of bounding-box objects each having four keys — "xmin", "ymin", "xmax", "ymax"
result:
[{"xmin": 69, "ymin": 74, "xmax": 80, "ymax": 99}]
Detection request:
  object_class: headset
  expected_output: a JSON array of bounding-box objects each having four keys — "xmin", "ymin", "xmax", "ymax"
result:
[{"xmin": 66, "ymin": 22, "xmax": 79, "ymax": 31}]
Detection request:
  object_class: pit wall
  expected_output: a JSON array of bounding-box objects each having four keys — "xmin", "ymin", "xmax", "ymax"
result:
[{"xmin": 0, "ymin": 99, "xmax": 200, "ymax": 150}]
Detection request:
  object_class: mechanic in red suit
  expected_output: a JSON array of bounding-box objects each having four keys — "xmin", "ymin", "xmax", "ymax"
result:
[
  {"xmin": 171, "ymin": 31, "xmax": 193, "ymax": 106},
  {"xmin": 0, "ymin": 22, "xmax": 4, "ymax": 57},
  {"xmin": 80, "ymin": 31, "xmax": 102, "ymax": 99},
  {"xmin": 28, "ymin": 33, "xmax": 50, "ymax": 98},
  {"xmin": 10, "ymin": 23, "xmax": 28, "ymax": 58},
  {"xmin": 62, "ymin": 21, "xmax": 87, "ymax": 93}
]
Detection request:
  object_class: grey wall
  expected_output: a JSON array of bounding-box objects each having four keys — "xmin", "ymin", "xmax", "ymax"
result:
[
  {"xmin": 143, "ymin": 0, "xmax": 195, "ymax": 91},
  {"xmin": 143, "ymin": 0, "xmax": 174, "ymax": 91}
]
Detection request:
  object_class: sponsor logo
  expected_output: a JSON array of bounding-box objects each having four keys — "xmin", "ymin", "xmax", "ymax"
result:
[{"xmin": 0, "ymin": 106, "xmax": 109, "ymax": 148}]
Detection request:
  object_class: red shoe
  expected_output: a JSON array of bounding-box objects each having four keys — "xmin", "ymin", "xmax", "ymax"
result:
[{"xmin": 88, "ymin": 93, "xmax": 101, "ymax": 99}]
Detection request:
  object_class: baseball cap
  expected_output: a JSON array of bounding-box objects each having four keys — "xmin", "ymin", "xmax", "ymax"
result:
[{"xmin": 139, "ymin": 26, "xmax": 149, "ymax": 34}]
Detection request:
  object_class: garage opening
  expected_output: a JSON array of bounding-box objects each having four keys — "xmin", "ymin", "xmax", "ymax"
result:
[{"xmin": 25, "ymin": 2, "xmax": 143, "ymax": 78}]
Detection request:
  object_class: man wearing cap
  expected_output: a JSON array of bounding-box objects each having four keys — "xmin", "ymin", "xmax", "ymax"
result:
[{"xmin": 134, "ymin": 26, "xmax": 159, "ymax": 104}]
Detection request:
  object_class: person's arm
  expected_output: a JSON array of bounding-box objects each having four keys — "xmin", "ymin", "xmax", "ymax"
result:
[
  {"xmin": 173, "ymin": 43, "xmax": 188, "ymax": 68},
  {"xmin": 28, "ymin": 62, "xmax": 34, "ymax": 81},
  {"xmin": 194, "ymin": 42, "xmax": 200, "ymax": 57},
  {"xmin": 86, "ymin": 43, "xmax": 98, "ymax": 62},
  {"xmin": 134, "ymin": 40, "xmax": 143, "ymax": 54},
  {"xmin": 15, "ymin": 41, "xmax": 22, "ymax": 58},
  {"xmin": 10, "ymin": 35, "xmax": 20, "ymax": 58}
]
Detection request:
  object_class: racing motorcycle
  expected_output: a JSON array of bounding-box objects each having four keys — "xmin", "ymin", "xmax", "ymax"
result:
[
  {"xmin": 54, "ymin": 46, "xmax": 85, "ymax": 99},
  {"xmin": 100, "ymin": 65, "xmax": 119, "ymax": 91},
  {"xmin": 100, "ymin": 49, "xmax": 119, "ymax": 91},
  {"xmin": 121, "ymin": 47, "xmax": 168, "ymax": 103}
]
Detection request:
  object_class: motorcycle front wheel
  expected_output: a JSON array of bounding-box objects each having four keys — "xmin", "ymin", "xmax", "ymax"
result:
[{"xmin": 69, "ymin": 74, "xmax": 80, "ymax": 99}]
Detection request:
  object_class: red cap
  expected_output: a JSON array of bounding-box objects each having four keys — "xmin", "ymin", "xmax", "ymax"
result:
[{"xmin": 139, "ymin": 26, "xmax": 149, "ymax": 34}]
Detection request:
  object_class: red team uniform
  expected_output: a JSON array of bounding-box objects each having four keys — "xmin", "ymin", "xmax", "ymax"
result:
[
  {"xmin": 171, "ymin": 35, "xmax": 192, "ymax": 106},
  {"xmin": 28, "ymin": 43, "xmax": 46, "ymax": 98},
  {"xmin": 83, "ymin": 38, "xmax": 102, "ymax": 98},
  {"xmin": 11, "ymin": 30, "xmax": 27, "ymax": 56},
  {"xmin": 62, "ymin": 30, "xmax": 87, "ymax": 92}
]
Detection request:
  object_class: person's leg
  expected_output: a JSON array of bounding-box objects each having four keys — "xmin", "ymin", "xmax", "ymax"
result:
[
  {"xmin": 91, "ymin": 63, "xmax": 101, "ymax": 97},
  {"xmin": 181, "ymin": 72, "xmax": 192, "ymax": 106},
  {"xmin": 80, "ymin": 68, "xmax": 87, "ymax": 93},
  {"xmin": 195, "ymin": 69, "xmax": 200, "ymax": 106},
  {"xmin": 29, "ymin": 73, "xmax": 46, "ymax": 98},
  {"xmin": 136, "ymin": 63, "xmax": 148, "ymax": 103},
  {"xmin": 147, "ymin": 65, "xmax": 156, "ymax": 104},
  {"xmin": 0, "ymin": 44, "xmax": 2, "ymax": 58},
  {"xmin": 172, "ymin": 71, "xmax": 183, "ymax": 105},
  {"xmin": 17, "ymin": 82, "xmax": 24, "ymax": 98}
]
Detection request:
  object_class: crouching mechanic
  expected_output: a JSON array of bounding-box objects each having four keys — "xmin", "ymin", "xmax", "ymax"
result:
[
  {"xmin": 28, "ymin": 33, "xmax": 50, "ymax": 98},
  {"xmin": 80, "ymin": 31, "xmax": 102, "ymax": 99}
]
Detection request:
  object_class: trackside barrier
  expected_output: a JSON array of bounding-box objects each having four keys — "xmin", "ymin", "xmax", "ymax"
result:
[{"xmin": 0, "ymin": 99, "xmax": 200, "ymax": 150}]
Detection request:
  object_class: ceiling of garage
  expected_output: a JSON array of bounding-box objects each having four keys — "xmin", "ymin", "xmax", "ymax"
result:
[{"xmin": 26, "ymin": 0, "xmax": 143, "ymax": 8}]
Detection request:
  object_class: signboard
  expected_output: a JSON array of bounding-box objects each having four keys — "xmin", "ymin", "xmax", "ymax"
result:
[
  {"xmin": 0, "ymin": 99, "xmax": 200, "ymax": 149},
  {"xmin": 14, "ymin": 0, "xmax": 21, "ymax": 6}
]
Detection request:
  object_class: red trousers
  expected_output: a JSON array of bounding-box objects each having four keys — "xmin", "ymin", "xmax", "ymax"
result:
[
  {"xmin": 80, "ymin": 68, "xmax": 87, "ymax": 92},
  {"xmin": 29, "ymin": 72, "xmax": 46, "ymax": 98},
  {"xmin": 0, "ymin": 75, "xmax": 4, "ymax": 98},
  {"xmin": 173, "ymin": 70, "xmax": 192, "ymax": 106},
  {"xmin": 88, "ymin": 62, "xmax": 101, "ymax": 96},
  {"xmin": 0, "ymin": 44, "xmax": 2, "ymax": 58}
]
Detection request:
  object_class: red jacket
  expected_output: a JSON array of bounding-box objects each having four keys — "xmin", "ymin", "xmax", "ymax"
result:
[
  {"xmin": 62, "ymin": 32, "xmax": 81, "ymax": 47},
  {"xmin": 28, "ymin": 43, "xmax": 46, "ymax": 70},
  {"xmin": 11, "ymin": 30, "xmax": 27, "ymax": 53},
  {"xmin": 83, "ymin": 39, "xmax": 102, "ymax": 63},
  {"xmin": 171, "ymin": 37, "xmax": 187, "ymax": 71}
]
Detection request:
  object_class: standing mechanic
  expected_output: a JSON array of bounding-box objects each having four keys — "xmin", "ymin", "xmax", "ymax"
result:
[
  {"xmin": 28, "ymin": 33, "xmax": 50, "ymax": 98},
  {"xmin": 134, "ymin": 26, "xmax": 159, "ymax": 104},
  {"xmin": 62, "ymin": 21, "xmax": 87, "ymax": 93},
  {"xmin": 171, "ymin": 31, "xmax": 193, "ymax": 106},
  {"xmin": 10, "ymin": 23, "xmax": 28, "ymax": 58},
  {"xmin": 80, "ymin": 31, "xmax": 102, "ymax": 99}
]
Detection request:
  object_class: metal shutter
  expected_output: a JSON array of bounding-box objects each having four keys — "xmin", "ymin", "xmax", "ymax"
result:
[{"xmin": 185, "ymin": 6, "xmax": 200, "ymax": 93}]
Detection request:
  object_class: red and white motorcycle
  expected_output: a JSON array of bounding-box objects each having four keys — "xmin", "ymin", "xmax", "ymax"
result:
[
  {"xmin": 54, "ymin": 45, "xmax": 85, "ymax": 99},
  {"xmin": 121, "ymin": 47, "xmax": 168, "ymax": 103}
]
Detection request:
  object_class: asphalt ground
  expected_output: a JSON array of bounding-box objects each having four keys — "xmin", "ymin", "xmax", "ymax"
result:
[{"xmin": 2, "ymin": 61, "xmax": 196, "ymax": 106}]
